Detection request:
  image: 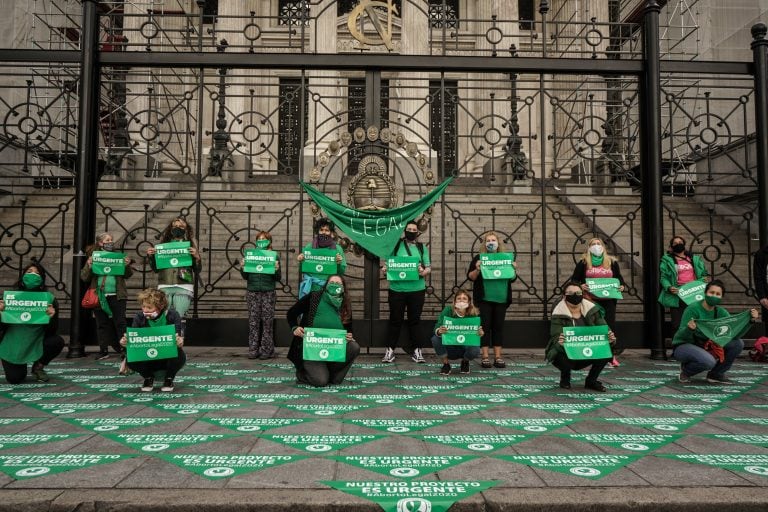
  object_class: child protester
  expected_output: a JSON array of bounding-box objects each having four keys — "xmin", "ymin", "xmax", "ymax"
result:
[
  {"xmin": 240, "ymin": 231, "xmax": 281, "ymax": 359},
  {"xmin": 431, "ymin": 289, "xmax": 484, "ymax": 375}
]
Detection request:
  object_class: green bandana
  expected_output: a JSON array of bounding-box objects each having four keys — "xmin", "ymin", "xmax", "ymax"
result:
[
  {"xmin": 313, "ymin": 294, "xmax": 344, "ymax": 331},
  {"xmin": 147, "ymin": 310, "xmax": 168, "ymax": 328},
  {"xmin": 590, "ymin": 254, "xmax": 604, "ymax": 267}
]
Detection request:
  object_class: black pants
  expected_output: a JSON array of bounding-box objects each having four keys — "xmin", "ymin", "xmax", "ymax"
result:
[
  {"xmin": 479, "ymin": 301, "xmax": 507, "ymax": 348},
  {"xmin": 93, "ymin": 296, "xmax": 127, "ymax": 354},
  {"xmin": 387, "ymin": 289, "xmax": 426, "ymax": 352},
  {"xmin": 297, "ymin": 341, "xmax": 360, "ymax": 388},
  {"xmin": 127, "ymin": 349, "xmax": 186, "ymax": 380},
  {"xmin": 594, "ymin": 298, "xmax": 619, "ymax": 354},
  {"xmin": 670, "ymin": 303, "xmax": 687, "ymax": 336},
  {"xmin": 2, "ymin": 335, "xmax": 65, "ymax": 384},
  {"xmin": 551, "ymin": 352, "xmax": 610, "ymax": 385}
]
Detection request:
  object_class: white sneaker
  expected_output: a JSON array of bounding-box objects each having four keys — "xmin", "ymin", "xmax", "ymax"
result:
[
  {"xmin": 411, "ymin": 348, "xmax": 425, "ymax": 363},
  {"xmin": 382, "ymin": 347, "xmax": 395, "ymax": 363}
]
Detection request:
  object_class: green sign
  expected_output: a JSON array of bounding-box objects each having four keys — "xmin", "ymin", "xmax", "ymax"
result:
[
  {"xmin": 154, "ymin": 241, "xmax": 193, "ymax": 269},
  {"xmin": 6, "ymin": 392, "xmax": 86, "ymax": 402},
  {"xmin": 442, "ymin": 316, "xmax": 481, "ymax": 346},
  {"xmin": 607, "ymin": 383, "xmax": 661, "ymax": 393},
  {"xmin": 416, "ymin": 434, "xmax": 530, "ymax": 452},
  {"xmin": 261, "ymin": 434, "xmax": 382, "ymax": 453},
  {"xmin": 488, "ymin": 383, "xmax": 545, "ymax": 393},
  {"xmin": 723, "ymin": 418, "xmax": 768, "ymax": 427},
  {"xmin": 627, "ymin": 403, "xmax": 721, "ymax": 415},
  {"xmin": 303, "ymin": 327, "xmax": 347, "ymax": 362},
  {"xmin": 656, "ymin": 393, "xmax": 736, "ymax": 404},
  {"xmin": 496, "ymin": 454, "xmax": 641, "ymax": 480},
  {"xmin": 475, "ymin": 418, "xmax": 575, "ymax": 433},
  {"xmin": 400, "ymin": 404, "xmax": 492, "ymax": 417},
  {"xmin": 512, "ymin": 402, "xmax": 605, "ymax": 415},
  {"xmin": 0, "ymin": 434, "xmax": 83, "ymax": 450},
  {"xmin": 695, "ymin": 310, "xmax": 752, "ymax": 347},
  {"xmin": 159, "ymin": 454, "xmax": 304, "ymax": 479},
  {"xmin": 657, "ymin": 454, "xmax": 768, "ymax": 477},
  {"xmin": 347, "ymin": 394, "xmax": 423, "ymax": 404},
  {"xmin": 243, "ymin": 249, "xmax": 277, "ymax": 274},
  {"xmin": 103, "ymin": 433, "xmax": 238, "ymax": 452},
  {"xmin": 62, "ymin": 417, "xmax": 180, "ymax": 432},
  {"xmin": 78, "ymin": 382, "xmax": 145, "ymax": 392},
  {"xmin": 480, "ymin": 252, "xmax": 516, "ymax": 280},
  {"xmin": 112, "ymin": 392, "xmax": 194, "ymax": 404},
  {"xmin": 126, "ymin": 324, "xmax": 178, "ymax": 363},
  {"xmin": 331, "ymin": 455, "xmax": 475, "ymax": 478},
  {"xmin": 0, "ymin": 454, "xmax": 136, "ymax": 480},
  {"xmin": 452, "ymin": 393, "xmax": 525, "ymax": 403},
  {"xmin": 301, "ymin": 248, "xmax": 338, "ymax": 275},
  {"xmin": 342, "ymin": 418, "xmax": 450, "ymax": 434},
  {"xmin": 554, "ymin": 433, "xmax": 679, "ymax": 452},
  {"xmin": 677, "ymin": 280, "xmax": 707, "ymax": 305},
  {"xmin": 386, "ymin": 256, "xmax": 420, "ymax": 281},
  {"xmin": 201, "ymin": 417, "xmax": 315, "ymax": 433},
  {"xmin": 346, "ymin": 376, "xmax": 401, "ymax": 385},
  {"xmin": 0, "ymin": 418, "xmax": 37, "ymax": 426},
  {"xmin": 186, "ymin": 384, "xmax": 253, "ymax": 393},
  {"xmin": 552, "ymin": 393, "xmax": 630, "ymax": 403},
  {"xmin": 232, "ymin": 393, "xmax": 311, "ymax": 403},
  {"xmin": 586, "ymin": 278, "xmax": 622, "ymax": 299},
  {"xmin": 149, "ymin": 402, "xmax": 244, "ymax": 415},
  {"xmin": 701, "ymin": 435, "xmax": 768, "ymax": 447},
  {"xmin": 1, "ymin": 291, "xmax": 52, "ymax": 324},
  {"xmin": 320, "ymin": 480, "xmax": 499, "ymax": 512},
  {"xmin": 91, "ymin": 251, "xmax": 127, "ymax": 276},
  {"xmin": 562, "ymin": 325, "xmax": 612, "ymax": 359},
  {"xmin": 279, "ymin": 404, "xmax": 373, "ymax": 416},
  {"xmin": 25, "ymin": 402, "xmax": 126, "ymax": 415},
  {"xmin": 395, "ymin": 384, "xmax": 467, "ymax": 394},
  {"xmin": 599, "ymin": 416, "xmax": 701, "ymax": 432}
]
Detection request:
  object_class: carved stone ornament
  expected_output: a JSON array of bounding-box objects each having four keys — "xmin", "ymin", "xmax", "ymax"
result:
[{"xmin": 347, "ymin": 155, "xmax": 397, "ymax": 210}]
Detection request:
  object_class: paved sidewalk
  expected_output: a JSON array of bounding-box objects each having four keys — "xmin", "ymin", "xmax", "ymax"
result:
[{"xmin": 0, "ymin": 348, "xmax": 766, "ymax": 511}]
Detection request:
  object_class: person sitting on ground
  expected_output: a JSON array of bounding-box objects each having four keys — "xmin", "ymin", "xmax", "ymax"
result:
[{"xmin": 431, "ymin": 289, "xmax": 484, "ymax": 376}]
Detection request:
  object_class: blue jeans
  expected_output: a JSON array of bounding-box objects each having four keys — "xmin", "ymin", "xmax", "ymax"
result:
[
  {"xmin": 431, "ymin": 335, "xmax": 480, "ymax": 361},
  {"xmin": 673, "ymin": 339, "xmax": 744, "ymax": 379}
]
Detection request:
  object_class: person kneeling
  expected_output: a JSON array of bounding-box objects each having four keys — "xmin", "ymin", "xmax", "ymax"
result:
[
  {"xmin": 120, "ymin": 288, "xmax": 185, "ymax": 392},
  {"xmin": 432, "ymin": 290, "xmax": 484, "ymax": 376},
  {"xmin": 287, "ymin": 275, "xmax": 359, "ymax": 387},
  {"xmin": 546, "ymin": 281, "xmax": 616, "ymax": 392}
]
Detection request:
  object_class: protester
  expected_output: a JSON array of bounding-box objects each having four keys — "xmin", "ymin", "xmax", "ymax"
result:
[
  {"xmin": 659, "ymin": 235, "xmax": 709, "ymax": 335},
  {"xmin": 754, "ymin": 243, "xmax": 768, "ymax": 335},
  {"xmin": 570, "ymin": 237, "xmax": 625, "ymax": 366},
  {"xmin": 380, "ymin": 220, "xmax": 431, "ymax": 363},
  {"xmin": 240, "ymin": 231, "xmax": 281, "ymax": 359},
  {"xmin": 81, "ymin": 232, "xmax": 134, "ymax": 361},
  {"xmin": 673, "ymin": 280, "xmax": 758, "ymax": 384},
  {"xmin": 431, "ymin": 289, "xmax": 484, "ymax": 375},
  {"xmin": 286, "ymin": 274, "xmax": 359, "ymax": 387},
  {"xmin": 146, "ymin": 217, "xmax": 202, "ymax": 317},
  {"xmin": 120, "ymin": 288, "xmax": 185, "ymax": 392},
  {"xmin": 297, "ymin": 218, "xmax": 346, "ymax": 298},
  {"xmin": 0, "ymin": 263, "xmax": 63, "ymax": 384},
  {"xmin": 545, "ymin": 281, "xmax": 616, "ymax": 392},
  {"xmin": 467, "ymin": 231, "xmax": 516, "ymax": 368}
]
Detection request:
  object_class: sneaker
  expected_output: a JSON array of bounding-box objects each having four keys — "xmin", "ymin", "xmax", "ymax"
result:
[
  {"xmin": 31, "ymin": 365, "xmax": 49, "ymax": 382},
  {"xmin": 460, "ymin": 360, "xmax": 470, "ymax": 374},
  {"xmin": 160, "ymin": 378, "xmax": 175, "ymax": 392},
  {"xmin": 382, "ymin": 347, "xmax": 396, "ymax": 363},
  {"xmin": 678, "ymin": 365, "xmax": 691, "ymax": 384},
  {"xmin": 95, "ymin": 352, "xmax": 110, "ymax": 361},
  {"xmin": 140, "ymin": 378, "xmax": 154, "ymax": 392},
  {"xmin": 706, "ymin": 374, "xmax": 733, "ymax": 385},
  {"xmin": 411, "ymin": 348, "xmax": 425, "ymax": 363},
  {"xmin": 439, "ymin": 363, "xmax": 451, "ymax": 376}
]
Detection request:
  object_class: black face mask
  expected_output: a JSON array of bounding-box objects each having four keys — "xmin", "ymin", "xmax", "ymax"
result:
[
  {"xmin": 171, "ymin": 227, "xmax": 186, "ymax": 239},
  {"xmin": 316, "ymin": 234, "xmax": 333, "ymax": 248},
  {"xmin": 672, "ymin": 243, "xmax": 685, "ymax": 254},
  {"xmin": 565, "ymin": 294, "xmax": 583, "ymax": 306},
  {"xmin": 404, "ymin": 231, "xmax": 418, "ymax": 242}
]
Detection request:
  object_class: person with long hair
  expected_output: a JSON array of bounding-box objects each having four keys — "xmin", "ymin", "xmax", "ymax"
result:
[
  {"xmin": 146, "ymin": 217, "xmax": 202, "ymax": 317},
  {"xmin": 286, "ymin": 274, "xmax": 359, "ymax": 387},
  {"xmin": 0, "ymin": 263, "xmax": 64, "ymax": 383},
  {"xmin": 431, "ymin": 289, "xmax": 484, "ymax": 375},
  {"xmin": 659, "ymin": 235, "xmax": 709, "ymax": 335},
  {"xmin": 296, "ymin": 217, "xmax": 346, "ymax": 299},
  {"xmin": 240, "ymin": 231, "xmax": 281, "ymax": 359}
]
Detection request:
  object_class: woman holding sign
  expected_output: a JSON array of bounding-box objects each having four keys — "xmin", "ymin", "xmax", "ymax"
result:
[
  {"xmin": 467, "ymin": 231, "xmax": 516, "ymax": 369},
  {"xmin": 296, "ymin": 218, "xmax": 346, "ymax": 298},
  {"xmin": 673, "ymin": 280, "xmax": 758, "ymax": 384},
  {"xmin": 240, "ymin": 231, "xmax": 281, "ymax": 359},
  {"xmin": 659, "ymin": 236, "xmax": 709, "ymax": 335},
  {"xmin": 81, "ymin": 232, "xmax": 134, "ymax": 361},
  {"xmin": 0, "ymin": 263, "xmax": 63, "ymax": 384},
  {"xmin": 286, "ymin": 274, "xmax": 359, "ymax": 387},
  {"xmin": 146, "ymin": 217, "xmax": 202, "ymax": 318},
  {"xmin": 431, "ymin": 289, "xmax": 484, "ymax": 375},
  {"xmin": 545, "ymin": 281, "xmax": 617, "ymax": 392}
]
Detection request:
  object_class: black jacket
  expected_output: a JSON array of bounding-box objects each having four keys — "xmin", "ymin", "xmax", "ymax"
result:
[
  {"xmin": 130, "ymin": 308, "xmax": 183, "ymax": 334},
  {"xmin": 286, "ymin": 292, "xmax": 353, "ymax": 371},
  {"xmin": 755, "ymin": 246, "xmax": 768, "ymax": 301}
]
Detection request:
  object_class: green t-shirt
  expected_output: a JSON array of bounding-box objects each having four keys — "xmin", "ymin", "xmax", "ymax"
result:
[{"xmin": 389, "ymin": 241, "xmax": 431, "ymax": 293}]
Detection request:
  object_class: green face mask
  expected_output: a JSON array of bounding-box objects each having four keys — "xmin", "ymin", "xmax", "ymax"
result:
[
  {"xmin": 704, "ymin": 295, "xmax": 722, "ymax": 307},
  {"xmin": 22, "ymin": 273, "xmax": 43, "ymax": 289},
  {"xmin": 326, "ymin": 283, "xmax": 344, "ymax": 297},
  {"xmin": 256, "ymin": 239, "xmax": 270, "ymax": 249}
]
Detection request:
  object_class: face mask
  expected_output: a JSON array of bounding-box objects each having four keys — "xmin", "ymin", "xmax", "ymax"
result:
[
  {"xmin": 404, "ymin": 231, "xmax": 418, "ymax": 242},
  {"xmin": 326, "ymin": 283, "xmax": 344, "ymax": 297},
  {"xmin": 565, "ymin": 294, "xmax": 583, "ymax": 306},
  {"xmin": 22, "ymin": 273, "xmax": 43, "ymax": 289},
  {"xmin": 256, "ymin": 239, "xmax": 270, "ymax": 249},
  {"xmin": 144, "ymin": 311, "xmax": 160, "ymax": 319},
  {"xmin": 589, "ymin": 245, "xmax": 604, "ymax": 257},
  {"xmin": 704, "ymin": 295, "xmax": 721, "ymax": 307},
  {"xmin": 455, "ymin": 301, "xmax": 469, "ymax": 310},
  {"xmin": 316, "ymin": 234, "xmax": 333, "ymax": 248},
  {"xmin": 101, "ymin": 242, "xmax": 114, "ymax": 252},
  {"xmin": 485, "ymin": 241, "xmax": 498, "ymax": 252},
  {"xmin": 171, "ymin": 227, "xmax": 186, "ymax": 239},
  {"xmin": 672, "ymin": 243, "xmax": 685, "ymax": 254}
]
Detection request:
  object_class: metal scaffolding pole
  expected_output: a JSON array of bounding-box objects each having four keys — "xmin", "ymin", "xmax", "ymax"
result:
[{"xmin": 752, "ymin": 23, "xmax": 768, "ymax": 249}]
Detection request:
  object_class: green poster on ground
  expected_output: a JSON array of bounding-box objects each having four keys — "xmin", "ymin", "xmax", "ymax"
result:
[
  {"xmin": 386, "ymin": 256, "xmax": 420, "ymax": 281},
  {"xmin": 562, "ymin": 324, "xmax": 612, "ymax": 360},
  {"xmin": 586, "ymin": 278, "xmax": 623, "ymax": 299},
  {"xmin": 154, "ymin": 241, "xmax": 192, "ymax": 270},
  {"xmin": 700, "ymin": 435, "xmax": 768, "ymax": 447},
  {"xmin": 102, "ymin": 433, "xmax": 238, "ymax": 452},
  {"xmin": 347, "ymin": 394, "xmax": 423, "ymax": 404},
  {"xmin": 656, "ymin": 393, "xmax": 737, "ymax": 404},
  {"xmin": 452, "ymin": 393, "xmax": 525, "ymax": 403},
  {"xmin": 126, "ymin": 324, "xmax": 178, "ymax": 363},
  {"xmin": 331, "ymin": 455, "xmax": 475, "ymax": 479},
  {"xmin": 232, "ymin": 393, "xmax": 311, "ymax": 403},
  {"xmin": 511, "ymin": 402, "xmax": 605, "ymax": 415},
  {"xmin": 261, "ymin": 434, "xmax": 383, "ymax": 453},
  {"xmin": 554, "ymin": 433, "xmax": 680, "ymax": 452},
  {"xmin": 395, "ymin": 384, "xmax": 468, "ymax": 394},
  {"xmin": 442, "ymin": 316, "xmax": 481, "ymax": 346},
  {"xmin": 475, "ymin": 418, "xmax": 575, "ymax": 433},
  {"xmin": 627, "ymin": 403, "xmax": 721, "ymax": 415},
  {"xmin": 480, "ymin": 252, "xmax": 516, "ymax": 280},
  {"xmin": 0, "ymin": 434, "xmax": 83, "ymax": 450},
  {"xmin": 186, "ymin": 384, "xmax": 253, "ymax": 393},
  {"xmin": 342, "ymin": 418, "xmax": 450, "ymax": 433},
  {"xmin": 279, "ymin": 404, "xmax": 373, "ymax": 416},
  {"xmin": 302, "ymin": 327, "xmax": 347, "ymax": 362},
  {"xmin": 6, "ymin": 392, "xmax": 87, "ymax": 402},
  {"xmin": 90, "ymin": 251, "xmax": 126, "ymax": 276},
  {"xmin": 722, "ymin": 418, "xmax": 768, "ymax": 427},
  {"xmin": 24, "ymin": 402, "xmax": 126, "ymax": 415},
  {"xmin": 0, "ymin": 418, "xmax": 38, "ymax": 426},
  {"xmin": 320, "ymin": 480, "xmax": 499, "ymax": 512},
  {"xmin": 695, "ymin": 310, "xmax": 752, "ymax": 347},
  {"xmin": 62, "ymin": 417, "xmax": 180, "ymax": 432},
  {"xmin": 301, "ymin": 248, "xmax": 338, "ymax": 275},
  {"xmin": 677, "ymin": 280, "xmax": 706, "ymax": 305},
  {"xmin": 552, "ymin": 393, "xmax": 630, "ymax": 403},
  {"xmin": 200, "ymin": 417, "xmax": 315, "ymax": 433},
  {"xmin": 0, "ymin": 455, "xmax": 137, "ymax": 480},
  {"xmin": 415, "ymin": 434, "xmax": 530, "ymax": 453},
  {"xmin": 1, "ymin": 291, "xmax": 52, "ymax": 324},
  {"xmin": 149, "ymin": 402, "xmax": 244, "ymax": 415},
  {"xmin": 158, "ymin": 454, "xmax": 304, "ymax": 480},
  {"xmin": 496, "ymin": 454, "xmax": 642, "ymax": 480},
  {"xmin": 243, "ymin": 249, "xmax": 277, "ymax": 274},
  {"xmin": 400, "ymin": 404, "xmax": 492, "ymax": 417},
  {"xmin": 657, "ymin": 454, "xmax": 768, "ymax": 477},
  {"xmin": 599, "ymin": 416, "xmax": 701, "ymax": 432}
]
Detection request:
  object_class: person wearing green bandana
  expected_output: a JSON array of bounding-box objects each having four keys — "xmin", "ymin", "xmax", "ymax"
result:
[
  {"xmin": 296, "ymin": 218, "xmax": 346, "ymax": 298},
  {"xmin": 240, "ymin": 230, "xmax": 281, "ymax": 359},
  {"xmin": 658, "ymin": 235, "xmax": 709, "ymax": 335},
  {"xmin": 673, "ymin": 280, "xmax": 758, "ymax": 384},
  {"xmin": 0, "ymin": 263, "xmax": 63, "ymax": 384},
  {"xmin": 81, "ymin": 232, "xmax": 134, "ymax": 362},
  {"xmin": 286, "ymin": 275, "xmax": 359, "ymax": 387},
  {"xmin": 120, "ymin": 288, "xmax": 185, "ymax": 392}
]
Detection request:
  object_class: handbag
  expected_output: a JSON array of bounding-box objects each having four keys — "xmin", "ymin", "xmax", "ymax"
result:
[{"xmin": 81, "ymin": 287, "xmax": 99, "ymax": 309}]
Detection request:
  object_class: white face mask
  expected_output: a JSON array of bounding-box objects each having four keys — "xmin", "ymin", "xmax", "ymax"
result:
[
  {"xmin": 455, "ymin": 301, "xmax": 469, "ymax": 311},
  {"xmin": 589, "ymin": 245, "xmax": 604, "ymax": 257}
]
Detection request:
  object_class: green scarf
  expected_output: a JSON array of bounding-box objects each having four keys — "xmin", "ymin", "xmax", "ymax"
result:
[
  {"xmin": 147, "ymin": 310, "xmax": 168, "ymax": 328},
  {"xmin": 312, "ymin": 293, "xmax": 344, "ymax": 330},
  {"xmin": 97, "ymin": 276, "xmax": 113, "ymax": 318},
  {"xmin": 590, "ymin": 254, "xmax": 604, "ymax": 267}
]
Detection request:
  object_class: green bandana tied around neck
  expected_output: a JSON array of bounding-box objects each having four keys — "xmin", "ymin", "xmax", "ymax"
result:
[{"xmin": 590, "ymin": 254, "xmax": 604, "ymax": 267}]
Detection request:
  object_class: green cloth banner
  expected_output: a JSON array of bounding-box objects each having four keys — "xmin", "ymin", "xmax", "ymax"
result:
[
  {"xmin": 154, "ymin": 241, "xmax": 192, "ymax": 269},
  {"xmin": 126, "ymin": 325, "xmax": 178, "ymax": 363},
  {"xmin": 300, "ymin": 178, "xmax": 454, "ymax": 259},
  {"xmin": 1, "ymin": 291, "xmax": 52, "ymax": 325},
  {"xmin": 586, "ymin": 278, "xmax": 622, "ymax": 299},
  {"xmin": 480, "ymin": 252, "xmax": 516, "ymax": 280},
  {"xmin": 386, "ymin": 256, "xmax": 420, "ymax": 281},
  {"xmin": 300, "ymin": 248, "xmax": 338, "ymax": 275},
  {"xmin": 91, "ymin": 251, "xmax": 126, "ymax": 276},
  {"xmin": 677, "ymin": 280, "xmax": 706, "ymax": 305},
  {"xmin": 695, "ymin": 310, "xmax": 752, "ymax": 347},
  {"xmin": 302, "ymin": 327, "xmax": 347, "ymax": 362},
  {"xmin": 330, "ymin": 455, "xmax": 475, "ymax": 479},
  {"xmin": 159, "ymin": 454, "xmax": 304, "ymax": 480},
  {"xmin": 243, "ymin": 249, "xmax": 277, "ymax": 274},
  {"xmin": 562, "ymin": 325, "xmax": 612, "ymax": 359},
  {"xmin": 442, "ymin": 316, "xmax": 481, "ymax": 346},
  {"xmin": 0, "ymin": 454, "xmax": 137, "ymax": 480}
]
